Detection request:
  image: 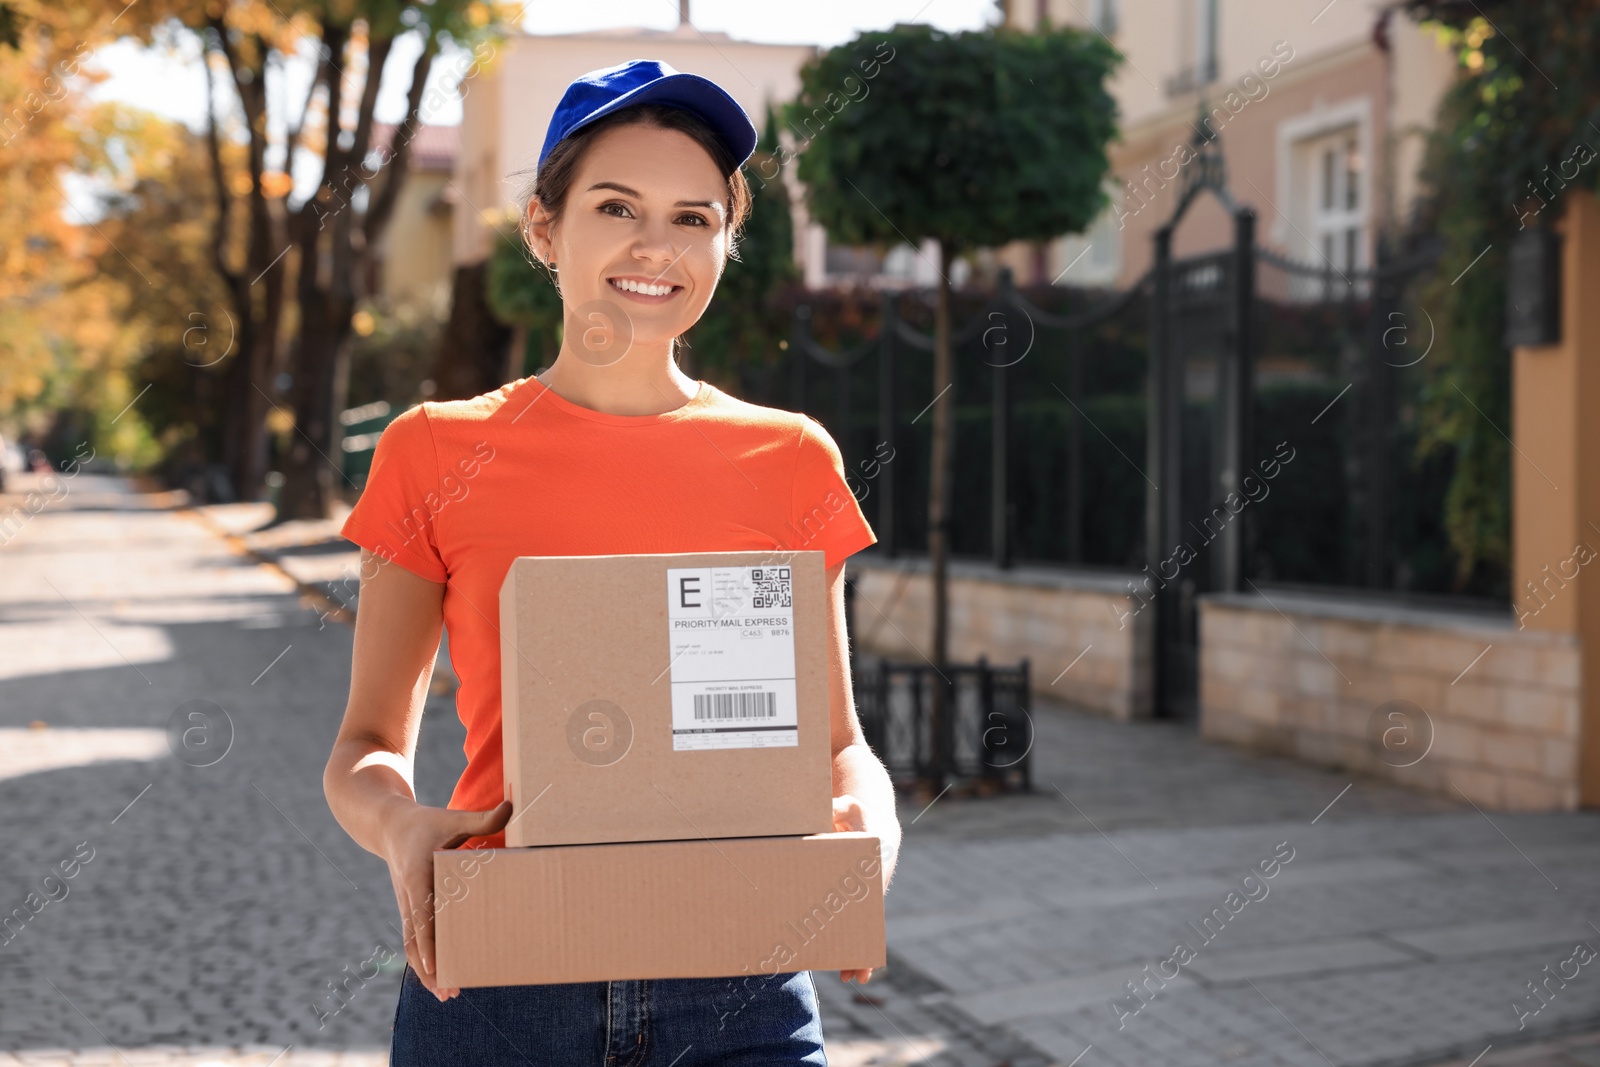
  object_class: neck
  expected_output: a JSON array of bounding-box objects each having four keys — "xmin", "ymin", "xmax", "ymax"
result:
[{"xmin": 537, "ymin": 345, "xmax": 699, "ymax": 418}]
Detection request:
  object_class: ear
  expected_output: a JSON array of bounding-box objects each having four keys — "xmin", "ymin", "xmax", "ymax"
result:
[{"xmin": 525, "ymin": 198, "xmax": 556, "ymax": 264}]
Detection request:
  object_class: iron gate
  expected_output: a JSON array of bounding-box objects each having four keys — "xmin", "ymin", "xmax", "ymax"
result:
[
  {"xmin": 771, "ymin": 122, "xmax": 1452, "ymax": 725},
  {"xmin": 1146, "ymin": 197, "xmax": 1255, "ymax": 722}
]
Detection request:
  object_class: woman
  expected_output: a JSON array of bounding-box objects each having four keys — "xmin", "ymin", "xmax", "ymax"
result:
[{"xmin": 323, "ymin": 59, "xmax": 903, "ymax": 1065}]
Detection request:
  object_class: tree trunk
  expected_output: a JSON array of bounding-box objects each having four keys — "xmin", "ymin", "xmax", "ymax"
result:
[
  {"xmin": 217, "ymin": 329, "xmax": 274, "ymax": 503},
  {"xmin": 271, "ymin": 26, "xmax": 433, "ymax": 522},
  {"xmin": 219, "ymin": 321, "xmax": 257, "ymax": 502},
  {"xmin": 273, "ymin": 307, "xmax": 332, "ymax": 518},
  {"xmin": 927, "ymin": 237, "xmax": 955, "ymax": 787},
  {"xmin": 274, "ymin": 285, "xmax": 351, "ymax": 521},
  {"xmin": 204, "ymin": 19, "xmax": 285, "ymax": 504},
  {"xmin": 433, "ymin": 262, "xmax": 515, "ymax": 400}
]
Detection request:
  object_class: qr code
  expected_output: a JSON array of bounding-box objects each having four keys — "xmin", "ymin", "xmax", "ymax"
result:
[{"xmin": 751, "ymin": 566, "xmax": 792, "ymax": 609}]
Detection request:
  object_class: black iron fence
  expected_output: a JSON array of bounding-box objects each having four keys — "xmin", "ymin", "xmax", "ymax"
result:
[
  {"xmin": 754, "ymin": 231, "xmax": 1465, "ymax": 603},
  {"xmin": 841, "ymin": 573, "xmax": 1032, "ymax": 789},
  {"xmin": 776, "ymin": 142, "xmax": 1497, "ymax": 725},
  {"xmin": 852, "ymin": 650, "xmax": 1033, "ymax": 790},
  {"xmin": 1248, "ymin": 237, "xmax": 1458, "ymax": 593},
  {"xmin": 739, "ymin": 274, "xmax": 1152, "ymax": 572}
]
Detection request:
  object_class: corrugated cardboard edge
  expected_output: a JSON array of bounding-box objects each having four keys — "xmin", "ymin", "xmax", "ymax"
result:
[
  {"xmin": 434, "ymin": 832, "xmax": 886, "ymax": 988},
  {"xmin": 497, "ymin": 562, "xmax": 521, "ymax": 816}
]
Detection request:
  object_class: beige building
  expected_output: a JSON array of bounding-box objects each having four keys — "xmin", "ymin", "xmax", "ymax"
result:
[
  {"xmin": 1000, "ymin": 0, "xmax": 1460, "ymax": 288},
  {"xmin": 370, "ymin": 122, "xmax": 460, "ymax": 317}
]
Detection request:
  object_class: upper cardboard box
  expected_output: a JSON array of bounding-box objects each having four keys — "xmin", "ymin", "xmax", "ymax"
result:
[{"xmin": 498, "ymin": 550, "xmax": 835, "ymax": 847}]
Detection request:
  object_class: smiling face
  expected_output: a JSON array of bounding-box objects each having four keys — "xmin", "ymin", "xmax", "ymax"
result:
[{"xmin": 526, "ymin": 121, "xmax": 733, "ymax": 350}]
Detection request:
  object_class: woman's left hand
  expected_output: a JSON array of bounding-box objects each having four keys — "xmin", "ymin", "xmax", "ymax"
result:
[
  {"xmin": 831, "ymin": 793, "xmax": 865, "ymax": 833},
  {"xmin": 831, "ymin": 794, "xmax": 875, "ymax": 984}
]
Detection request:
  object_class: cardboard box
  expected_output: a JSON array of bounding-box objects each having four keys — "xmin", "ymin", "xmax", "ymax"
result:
[
  {"xmin": 498, "ymin": 550, "xmax": 834, "ymax": 847},
  {"xmin": 433, "ymin": 832, "xmax": 885, "ymax": 987}
]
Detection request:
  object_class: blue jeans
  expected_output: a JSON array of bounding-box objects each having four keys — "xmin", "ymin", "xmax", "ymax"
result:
[{"xmin": 390, "ymin": 963, "xmax": 828, "ymax": 1066}]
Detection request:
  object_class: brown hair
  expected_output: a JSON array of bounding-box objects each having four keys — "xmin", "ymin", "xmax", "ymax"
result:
[{"xmin": 515, "ymin": 102, "xmax": 754, "ymax": 278}]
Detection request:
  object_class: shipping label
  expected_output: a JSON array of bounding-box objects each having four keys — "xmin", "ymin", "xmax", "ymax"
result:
[{"xmin": 665, "ymin": 565, "xmax": 798, "ymax": 750}]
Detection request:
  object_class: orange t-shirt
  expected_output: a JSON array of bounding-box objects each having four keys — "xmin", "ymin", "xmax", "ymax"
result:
[{"xmin": 340, "ymin": 375, "xmax": 878, "ymax": 848}]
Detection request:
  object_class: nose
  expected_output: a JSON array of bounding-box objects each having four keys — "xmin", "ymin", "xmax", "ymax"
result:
[{"xmin": 631, "ymin": 218, "xmax": 683, "ymax": 273}]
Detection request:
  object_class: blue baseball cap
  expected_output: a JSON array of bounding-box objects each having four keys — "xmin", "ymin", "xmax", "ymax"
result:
[{"xmin": 538, "ymin": 59, "xmax": 759, "ymax": 172}]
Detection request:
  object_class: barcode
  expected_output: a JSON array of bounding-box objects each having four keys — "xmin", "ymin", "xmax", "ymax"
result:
[
  {"xmin": 751, "ymin": 566, "xmax": 791, "ymax": 609},
  {"xmin": 693, "ymin": 692, "xmax": 777, "ymax": 720}
]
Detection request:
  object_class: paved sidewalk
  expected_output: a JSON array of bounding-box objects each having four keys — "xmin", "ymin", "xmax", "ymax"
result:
[{"xmin": 4, "ymin": 478, "xmax": 1600, "ymax": 1067}]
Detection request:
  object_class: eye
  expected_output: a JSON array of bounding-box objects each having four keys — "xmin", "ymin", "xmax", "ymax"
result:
[
  {"xmin": 599, "ymin": 201, "xmax": 633, "ymax": 218},
  {"xmin": 677, "ymin": 212, "xmax": 710, "ymax": 227}
]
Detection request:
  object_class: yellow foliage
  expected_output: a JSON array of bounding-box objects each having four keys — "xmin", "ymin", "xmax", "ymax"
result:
[
  {"xmin": 0, "ymin": 0, "xmax": 524, "ymax": 460},
  {"xmin": 487, "ymin": 2, "xmax": 524, "ymax": 28},
  {"xmin": 0, "ymin": 13, "xmax": 109, "ymax": 413},
  {"xmin": 261, "ymin": 169, "xmax": 293, "ymax": 198},
  {"xmin": 0, "ymin": 2, "xmax": 217, "ymax": 444},
  {"xmin": 266, "ymin": 405, "xmax": 296, "ymax": 434}
]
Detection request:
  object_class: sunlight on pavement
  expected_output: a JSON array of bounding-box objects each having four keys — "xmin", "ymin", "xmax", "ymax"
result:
[
  {"xmin": 0, "ymin": 727, "xmax": 169, "ymax": 781},
  {"xmin": 0, "ymin": 620, "xmax": 173, "ymax": 683},
  {"xmin": 826, "ymin": 1036, "xmax": 950, "ymax": 1065}
]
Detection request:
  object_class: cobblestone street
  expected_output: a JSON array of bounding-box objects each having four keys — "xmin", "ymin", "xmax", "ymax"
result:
[{"xmin": 5, "ymin": 478, "xmax": 1600, "ymax": 1066}]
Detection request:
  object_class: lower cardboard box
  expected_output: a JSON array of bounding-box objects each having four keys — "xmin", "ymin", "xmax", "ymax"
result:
[{"xmin": 434, "ymin": 831, "xmax": 886, "ymax": 987}]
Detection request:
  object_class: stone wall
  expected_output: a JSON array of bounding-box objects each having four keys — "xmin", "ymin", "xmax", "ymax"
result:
[
  {"xmin": 1199, "ymin": 590, "xmax": 1582, "ymax": 810},
  {"xmin": 849, "ymin": 557, "xmax": 1153, "ymax": 720}
]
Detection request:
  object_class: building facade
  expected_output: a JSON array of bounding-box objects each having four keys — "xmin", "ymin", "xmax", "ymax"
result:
[
  {"xmin": 1000, "ymin": 0, "xmax": 1459, "ymax": 289},
  {"xmin": 370, "ymin": 121, "xmax": 459, "ymax": 318}
]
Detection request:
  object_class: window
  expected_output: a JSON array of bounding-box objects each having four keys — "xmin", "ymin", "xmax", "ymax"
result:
[
  {"xmin": 1310, "ymin": 131, "xmax": 1363, "ymax": 274},
  {"xmin": 1196, "ymin": 0, "xmax": 1218, "ymax": 84},
  {"xmin": 1051, "ymin": 183, "xmax": 1123, "ymax": 288},
  {"xmin": 812, "ymin": 230, "xmax": 968, "ymax": 289},
  {"xmin": 1276, "ymin": 115, "xmax": 1368, "ymax": 301},
  {"xmin": 1165, "ymin": 0, "xmax": 1219, "ymax": 95},
  {"xmin": 1273, "ymin": 99, "xmax": 1372, "ymax": 300},
  {"xmin": 1090, "ymin": 0, "xmax": 1120, "ymax": 34}
]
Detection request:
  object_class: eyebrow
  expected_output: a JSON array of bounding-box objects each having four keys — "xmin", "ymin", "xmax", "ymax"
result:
[{"xmin": 586, "ymin": 181, "xmax": 724, "ymax": 212}]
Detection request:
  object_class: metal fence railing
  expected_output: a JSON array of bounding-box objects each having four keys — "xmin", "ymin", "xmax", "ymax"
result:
[{"xmin": 851, "ymin": 648, "xmax": 1033, "ymax": 791}]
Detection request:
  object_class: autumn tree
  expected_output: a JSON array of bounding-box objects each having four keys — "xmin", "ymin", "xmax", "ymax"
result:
[
  {"xmin": 84, "ymin": 104, "xmax": 245, "ymax": 489},
  {"xmin": 202, "ymin": 1, "xmax": 517, "ymax": 518},
  {"xmin": 58, "ymin": 0, "xmax": 518, "ymax": 516},
  {"xmin": 0, "ymin": 2, "xmax": 151, "ymax": 458}
]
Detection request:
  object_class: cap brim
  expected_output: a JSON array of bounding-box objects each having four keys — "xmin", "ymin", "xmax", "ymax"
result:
[{"xmin": 544, "ymin": 71, "xmax": 758, "ymax": 170}]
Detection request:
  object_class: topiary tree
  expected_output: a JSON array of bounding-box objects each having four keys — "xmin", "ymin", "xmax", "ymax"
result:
[{"xmin": 785, "ymin": 21, "xmax": 1118, "ymax": 782}]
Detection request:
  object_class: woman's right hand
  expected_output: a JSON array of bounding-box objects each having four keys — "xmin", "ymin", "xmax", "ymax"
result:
[{"xmin": 381, "ymin": 797, "xmax": 513, "ymax": 1003}]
